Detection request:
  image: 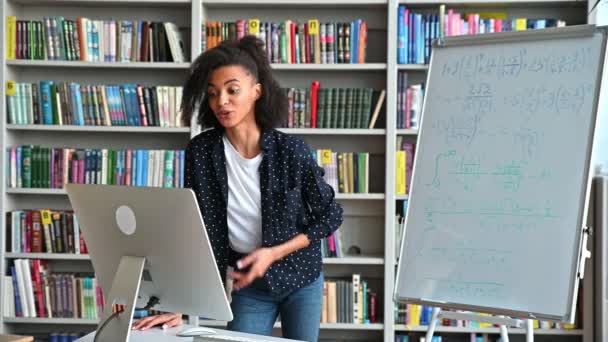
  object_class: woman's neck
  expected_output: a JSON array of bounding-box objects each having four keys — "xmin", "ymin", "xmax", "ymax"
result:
[{"xmin": 224, "ymin": 120, "xmax": 262, "ymax": 159}]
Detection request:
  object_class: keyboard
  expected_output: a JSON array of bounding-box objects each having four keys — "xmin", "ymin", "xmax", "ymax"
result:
[{"xmin": 197, "ymin": 334, "xmax": 276, "ymax": 342}]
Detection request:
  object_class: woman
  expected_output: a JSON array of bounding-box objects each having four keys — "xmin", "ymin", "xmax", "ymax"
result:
[{"xmin": 132, "ymin": 36, "xmax": 343, "ymax": 342}]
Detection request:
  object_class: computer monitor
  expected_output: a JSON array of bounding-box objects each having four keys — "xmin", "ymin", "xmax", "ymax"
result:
[{"xmin": 65, "ymin": 184, "xmax": 233, "ymax": 342}]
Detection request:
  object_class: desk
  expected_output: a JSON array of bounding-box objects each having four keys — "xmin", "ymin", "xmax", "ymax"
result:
[{"xmin": 76, "ymin": 325, "xmax": 301, "ymax": 342}]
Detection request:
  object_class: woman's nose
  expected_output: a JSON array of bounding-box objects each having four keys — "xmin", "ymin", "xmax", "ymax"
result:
[{"xmin": 217, "ymin": 92, "xmax": 229, "ymax": 106}]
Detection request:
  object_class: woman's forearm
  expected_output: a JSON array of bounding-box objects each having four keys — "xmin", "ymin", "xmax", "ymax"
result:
[{"xmin": 270, "ymin": 233, "xmax": 311, "ymax": 261}]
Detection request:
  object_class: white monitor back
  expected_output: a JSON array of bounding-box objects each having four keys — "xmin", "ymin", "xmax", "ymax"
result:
[{"xmin": 66, "ymin": 184, "xmax": 233, "ymax": 321}]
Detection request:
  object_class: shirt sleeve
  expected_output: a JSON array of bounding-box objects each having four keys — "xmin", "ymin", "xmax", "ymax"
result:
[
  {"xmin": 299, "ymin": 143, "xmax": 344, "ymax": 244},
  {"xmin": 184, "ymin": 141, "xmax": 195, "ymax": 190}
]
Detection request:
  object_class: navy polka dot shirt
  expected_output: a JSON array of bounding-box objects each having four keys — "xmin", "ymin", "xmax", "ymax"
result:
[{"xmin": 185, "ymin": 127, "xmax": 344, "ymax": 295}]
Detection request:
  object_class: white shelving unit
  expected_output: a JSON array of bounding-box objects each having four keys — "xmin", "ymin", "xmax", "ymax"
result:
[
  {"xmin": 200, "ymin": 320, "xmax": 385, "ymax": 331},
  {"xmin": 5, "ymin": 253, "xmax": 383, "ymax": 265},
  {"xmin": 3, "ymin": 317, "xmax": 99, "ymax": 325},
  {"xmin": 6, "ymin": 60, "xmax": 192, "ymax": 69},
  {"xmin": 8, "ymin": 0, "xmax": 193, "ymax": 6},
  {"xmin": 6, "ymin": 124, "xmax": 192, "ymax": 133},
  {"xmin": 271, "ymin": 63, "xmax": 387, "ymax": 70},
  {"xmin": 6, "ymin": 188, "xmax": 67, "ymax": 195},
  {"xmin": 201, "ymin": 0, "xmax": 389, "ymax": 6},
  {"xmin": 394, "ymin": 325, "xmax": 585, "ymax": 335},
  {"xmin": 396, "ymin": 128, "xmax": 418, "ymax": 135},
  {"xmin": 396, "ymin": 64, "xmax": 428, "ymax": 71},
  {"xmin": 0, "ymin": 0, "xmax": 594, "ymax": 341},
  {"xmin": 5, "ymin": 253, "xmax": 91, "ymax": 260},
  {"xmin": 278, "ymin": 128, "xmax": 386, "ymax": 135}
]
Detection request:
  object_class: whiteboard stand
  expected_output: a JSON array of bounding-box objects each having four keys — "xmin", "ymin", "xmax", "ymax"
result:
[{"xmin": 425, "ymin": 307, "xmax": 534, "ymax": 342}]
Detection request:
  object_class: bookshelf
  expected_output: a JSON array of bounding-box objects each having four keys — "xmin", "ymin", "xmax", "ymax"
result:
[
  {"xmin": 278, "ymin": 128, "xmax": 386, "ymax": 135},
  {"xmin": 6, "ymin": 124, "xmax": 192, "ymax": 133},
  {"xmin": 5, "ymin": 60, "xmax": 192, "ymax": 68},
  {"xmin": 5, "ymin": 253, "xmax": 91, "ymax": 261},
  {"xmin": 271, "ymin": 63, "xmax": 387, "ymax": 70},
  {"xmin": 394, "ymin": 325, "xmax": 585, "ymax": 335},
  {"xmin": 396, "ymin": 128, "xmax": 417, "ymax": 135},
  {"xmin": 3, "ymin": 317, "xmax": 98, "ymax": 325},
  {"xmin": 0, "ymin": 1, "xmax": 595, "ymax": 342}
]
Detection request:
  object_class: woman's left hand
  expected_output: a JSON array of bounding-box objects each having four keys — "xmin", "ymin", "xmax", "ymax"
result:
[{"xmin": 228, "ymin": 247, "xmax": 277, "ymax": 290}]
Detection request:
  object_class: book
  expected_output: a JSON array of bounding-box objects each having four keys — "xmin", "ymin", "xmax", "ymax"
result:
[{"xmin": 368, "ymin": 90, "xmax": 385, "ymax": 129}]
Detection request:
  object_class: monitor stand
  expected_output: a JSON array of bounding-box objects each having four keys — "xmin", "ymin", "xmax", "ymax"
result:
[{"xmin": 94, "ymin": 256, "xmax": 146, "ymax": 342}]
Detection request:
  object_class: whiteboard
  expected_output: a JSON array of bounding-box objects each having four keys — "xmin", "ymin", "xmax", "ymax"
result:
[{"xmin": 395, "ymin": 26, "xmax": 606, "ymax": 322}]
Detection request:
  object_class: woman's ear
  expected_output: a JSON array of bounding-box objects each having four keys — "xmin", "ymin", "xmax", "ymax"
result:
[{"xmin": 255, "ymin": 83, "xmax": 262, "ymax": 100}]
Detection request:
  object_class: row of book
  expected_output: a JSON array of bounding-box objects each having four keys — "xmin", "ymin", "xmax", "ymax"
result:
[
  {"xmin": 397, "ymin": 72, "xmax": 424, "ymax": 129},
  {"xmin": 5, "ymin": 16, "xmax": 187, "ymax": 62},
  {"xmin": 6, "ymin": 210, "xmax": 87, "ymax": 255},
  {"xmin": 321, "ymin": 229, "xmax": 344, "ymax": 258},
  {"xmin": 394, "ymin": 304, "xmax": 577, "ymax": 330},
  {"xmin": 397, "ymin": 5, "xmax": 567, "ymax": 65},
  {"xmin": 313, "ymin": 150, "xmax": 370, "ymax": 194},
  {"xmin": 396, "ymin": 140, "xmax": 415, "ymax": 195},
  {"xmin": 5, "ymin": 80, "xmax": 389, "ymax": 130},
  {"xmin": 322, "ymin": 275, "xmax": 377, "ymax": 324},
  {"xmin": 203, "ymin": 19, "xmax": 367, "ymax": 64},
  {"xmin": 6, "ymin": 81, "xmax": 185, "ymax": 127},
  {"xmin": 5, "ymin": 147, "xmax": 186, "ymax": 189},
  {"xmin": 282, "ymin": 84, "xmax": 385, "ymax": 129},
  {"xmin": 3, "ymin": 259, "xmax": 104, "ymax": 319},
  {"xmin": 395, "ymin": 338, "xmax": 442, "ymax": 342},
  {"xmin": 396, "ymin": 337, "xmax": 518, "ymax": 342}
]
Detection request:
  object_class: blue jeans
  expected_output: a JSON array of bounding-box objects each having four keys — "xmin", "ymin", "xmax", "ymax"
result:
[{"xmin": 226, "ymin": 273, "xmax": 324, "ymax": 342}]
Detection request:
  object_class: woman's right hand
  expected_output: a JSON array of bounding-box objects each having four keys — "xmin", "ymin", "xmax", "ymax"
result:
[{"xmin": 131, "ymin": 312, "xmax": 183, "ymax": 331}]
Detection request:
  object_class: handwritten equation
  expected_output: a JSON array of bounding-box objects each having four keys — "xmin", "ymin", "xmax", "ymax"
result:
[
  {"xmin": 424, "ymin": 278, "xmax": 506, "ymax": 301},
  {"xmin": 440, "ymin": 47, "xmax": 593, "ymax": 81},
  {"xmin": 416, "ymin": 247, "xmax": 513, "ymax": 267},
  {"xmin": 426, "ymin": 150, "xmax": 548, "ymax": 192},
  {"xmin": 503, "ymin": 84, "xmax": 594, "ymax": 118},
  {"xmin": 434, "ymin": 82, "xmax": 593, "ymax": 126},
  {"xmin": 422, "ymin": 196, "xmax": 559, "ymax": 234}
]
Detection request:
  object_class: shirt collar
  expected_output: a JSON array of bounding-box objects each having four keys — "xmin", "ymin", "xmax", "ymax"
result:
[
  {"xmin": 212, "ymin": 126, "xmax": 275, "ymax": 153},
  {"xmin": 259, "ymin": 128, "xmax": 275, "ymax": 153}
]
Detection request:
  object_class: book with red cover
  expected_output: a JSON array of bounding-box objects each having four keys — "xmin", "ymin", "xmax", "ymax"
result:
[
  {"xmin": 31, "ymin": 211, "xmax": 43, "ymax": 253},
  {"xmin": 310, "ymin": 81, "xmax": 320, "ymax": 128},
  {"xmin": 31, "ymin": 259, "xmax": 47, "ymax": 317},
  {"xmin": 290, "ymin": 21, "xmax": 296, "ymax": 64}
]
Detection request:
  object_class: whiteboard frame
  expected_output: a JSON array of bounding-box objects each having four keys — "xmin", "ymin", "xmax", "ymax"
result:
[{"xmin": 394, "ymin": 25, "xmax": 607, "ymax": 323}]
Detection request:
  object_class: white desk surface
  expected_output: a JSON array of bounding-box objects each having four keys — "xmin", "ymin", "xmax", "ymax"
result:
[{"xmin": 76, "ymin": 325, "xmax": 301, "ymax": 342}]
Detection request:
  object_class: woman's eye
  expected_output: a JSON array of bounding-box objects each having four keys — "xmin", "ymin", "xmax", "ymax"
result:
[
  {"xmin": 229, "ymin": 88, "xmax": 240, "ymax": 95},
  {"xmin": 207, "ymin": 91, "xmax": 217, "ymax": 97}
]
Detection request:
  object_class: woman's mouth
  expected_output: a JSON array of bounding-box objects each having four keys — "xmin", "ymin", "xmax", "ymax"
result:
[{"xmin": 218, "ymin": 111, "xmax": 232, "ymax": 119}]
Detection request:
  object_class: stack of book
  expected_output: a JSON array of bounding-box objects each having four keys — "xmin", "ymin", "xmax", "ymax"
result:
[
  {"xmin": 282, "ymin": 84, "xmax": 385, "ymax": 129},
  {"xmin": 5, "ymin": 16, "xmax": 187, "ymax": 62},
  {"xmin": 6, "ymin": 210, "xmax": 86, "ymax": 255},
  {"xmin": 313, "ymin": 149, "xmax": 370, "ymax": 194},
  {"xmin": 3, "ymin": 259, "xmax": 104, "ymax": 319},
  {"xmin": 5, "ymin": 146, "xmax": 186, "ymax": 189},
  {"xmin": 395, "ymin": 140, "xmax": 415, "ymax": 196},
  {"xmin": 322, "ymin": 275, "xmax": 378, "ymax": 324},
  {"xmin": 397, "ymin": 5, "xmax": 567, "ymax": 64},
  {"xmin": 396, "ymin": 72, "xmax": 423, "ymax": 129},
  {"xmin": 203, "ymin": 19, "xmax": 368, "ymax": 64},
  {"xmin": 6, "ymin": 81, "xmax": 184, "ymax": 127}
]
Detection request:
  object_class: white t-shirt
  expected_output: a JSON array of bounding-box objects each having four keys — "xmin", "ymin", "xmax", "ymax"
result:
[{"xmin": 223, "ymin": 135, "xmax": 263, "ymax": 254}]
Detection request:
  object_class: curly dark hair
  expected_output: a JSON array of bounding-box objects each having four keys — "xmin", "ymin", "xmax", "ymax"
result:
[{"xmin": 181, "ymin": 35, "xmax": 287, "ymax": 129}]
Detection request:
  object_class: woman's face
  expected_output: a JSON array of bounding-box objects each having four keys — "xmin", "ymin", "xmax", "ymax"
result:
[{"xmin": 206, "ymin": 65, "xmax": 262, "ymax": 129}]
